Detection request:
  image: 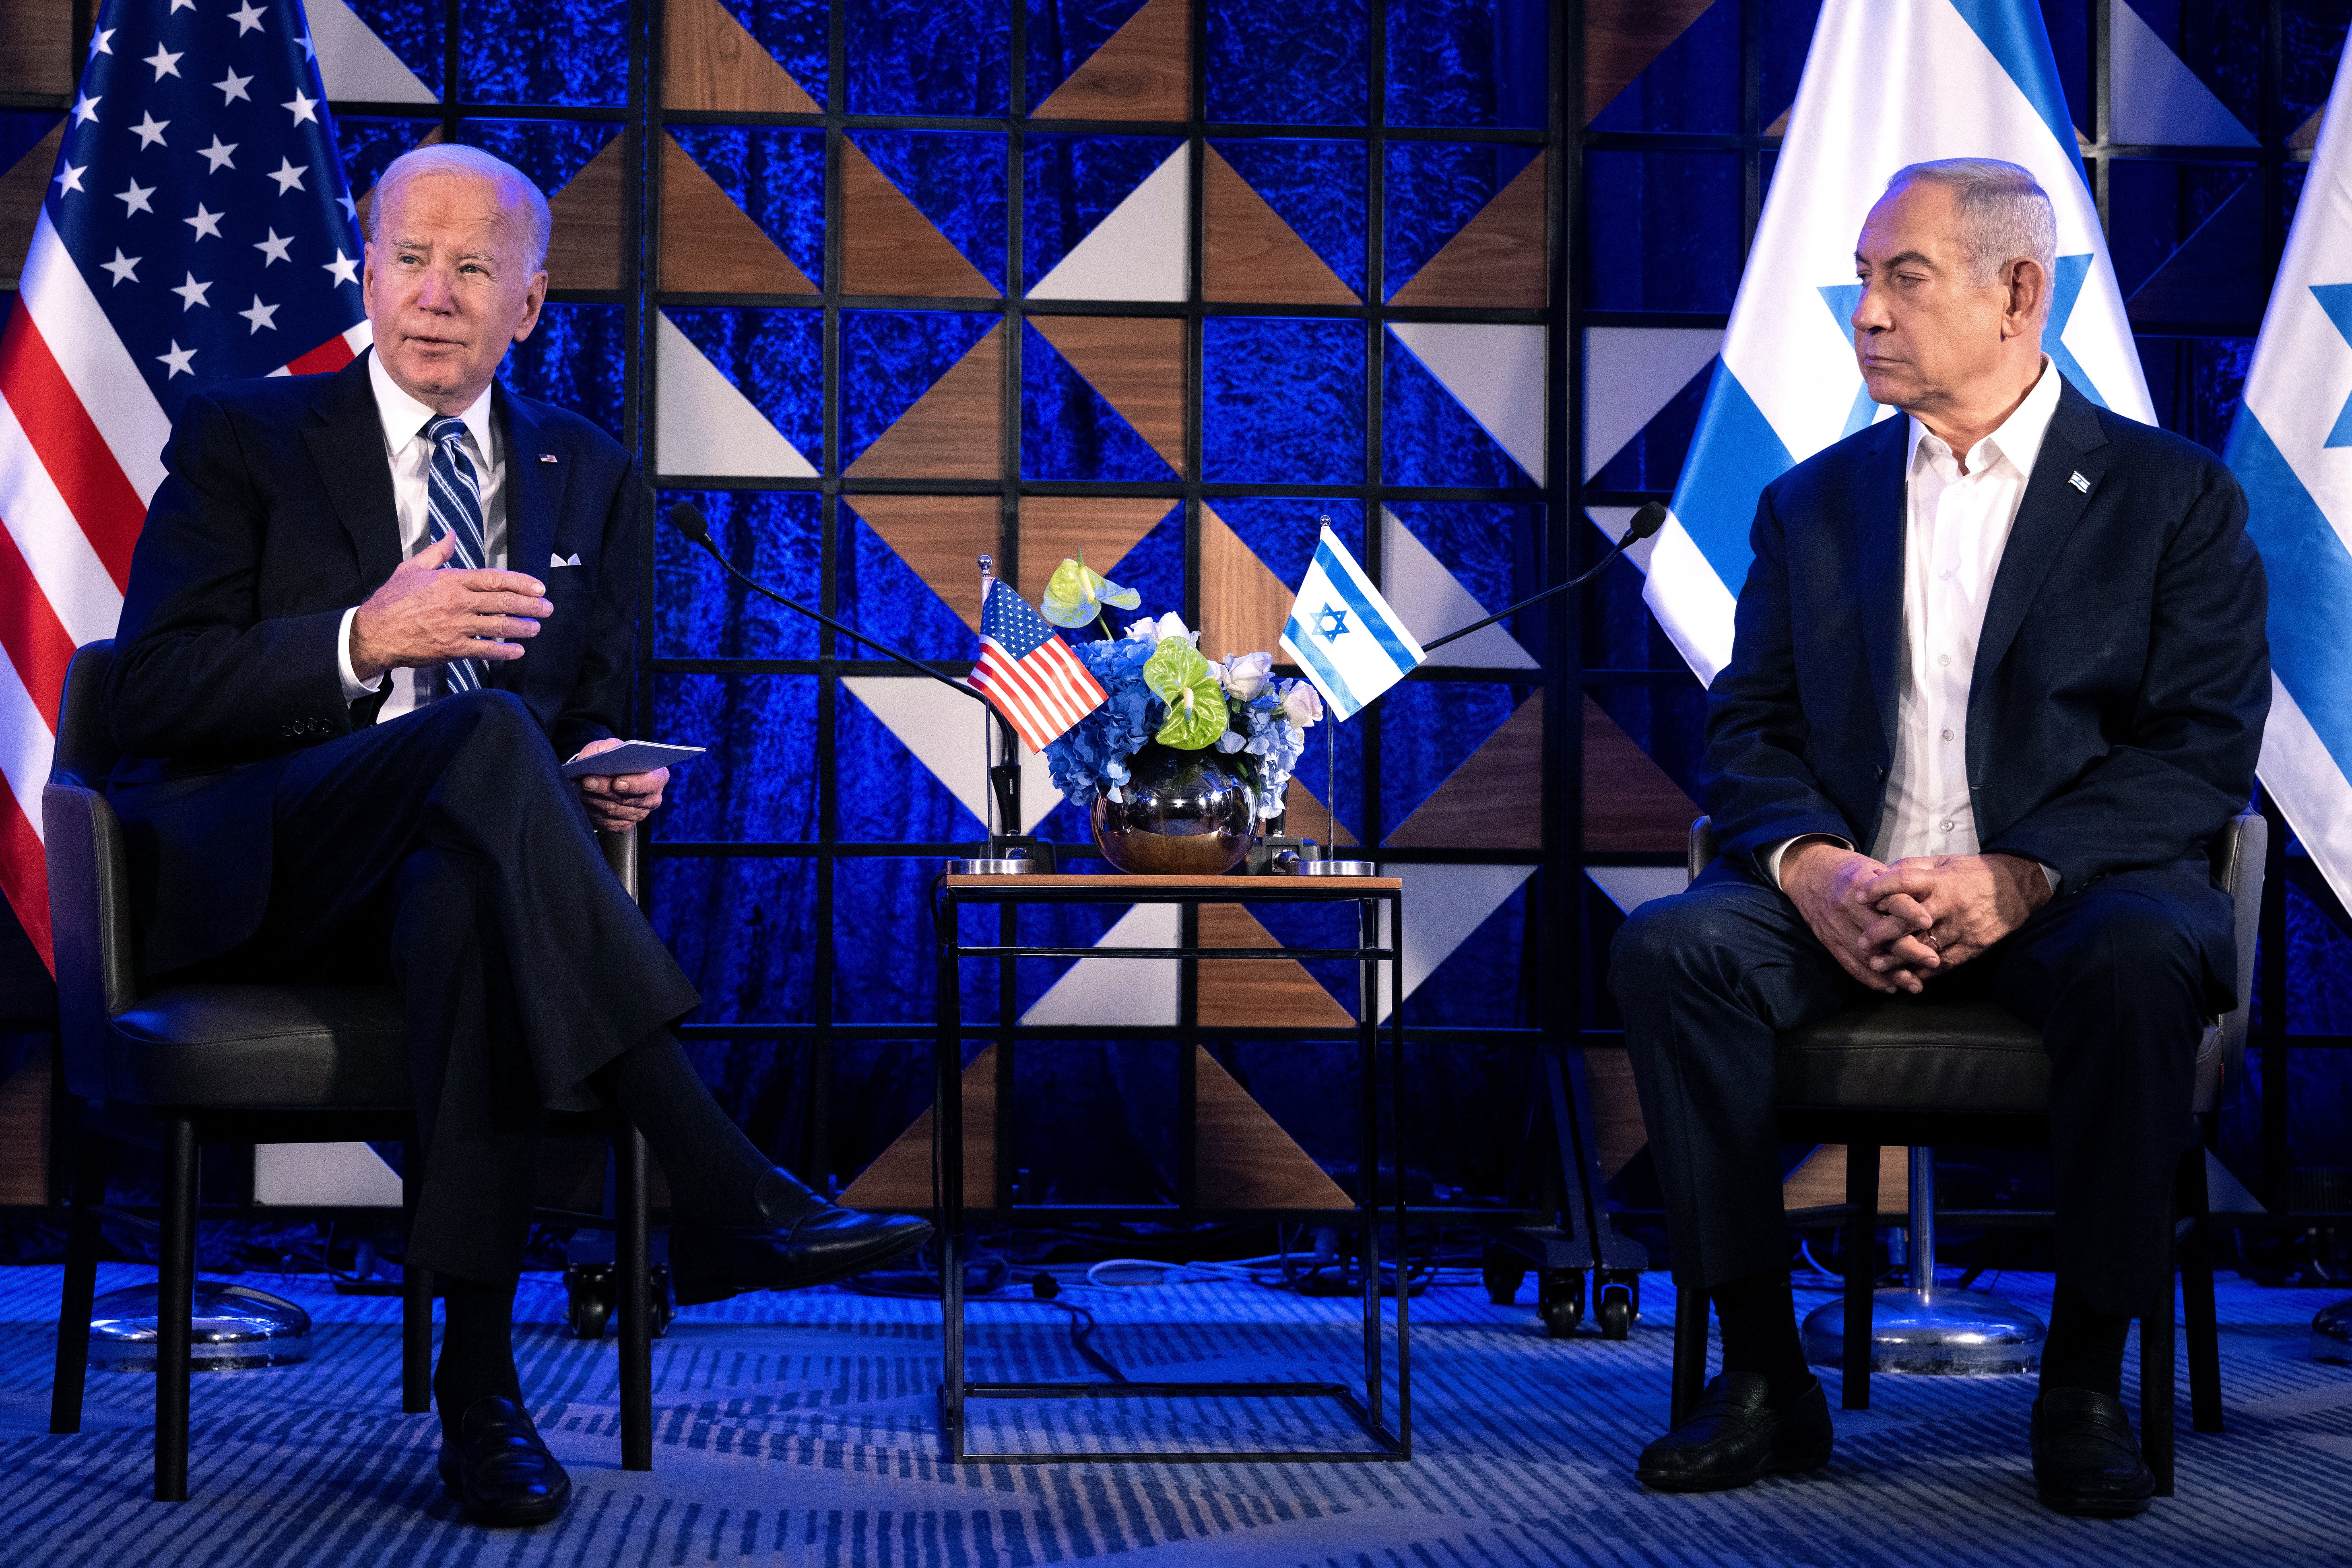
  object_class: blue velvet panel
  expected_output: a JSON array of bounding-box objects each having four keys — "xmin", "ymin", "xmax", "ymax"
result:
[
  {"xmin": 333, "ymin": 118, "xmax": 436, "ymax": 198},
  {"xmin": 1101, "ymin": 501, "xmax": 1186, "ymax": 621},
  {"xmin": 653, "ymin": 677, "xmax": 819, "ymax": 844},
  {"xmin": 839, "ymin": 309, "xmax": 999, "ymax": 469},
  {"xmin": 654, "ymin": 490, "xmax": 825, "ymax": 659},
  {"xmin": 1401, "ymin": 878, "xmax": 1526, "ymax": 1027},
  {"xmin": 1590, "ymin": 355, "xmax": 1712, "ymax": 493},
  {"xmin": 1023, "ymin": 134, "xmax": 1182, "ymax": 285},
  {"xmin": 2129, "ymin": 0, "xmax": 2267, "ymax": 138},
  {"xmin": 1589, "ymin": 0, "xmax": 1738, "ymax": 134},
  {"xmin": 663, "ymin": 308, "xmax": 827, "ymax": 465},
  {"xmin": 1583, "ymin": 151, "xmax": 1742, "ymax": 314},
  {"xmin": 499, "ymin": 303, "xmax": 627, "ymax": 441},
  {"xmin": 650, "ymin": 857, "xmax": 818, "ymax": 1023},
  {"xmin": 1384, "ymin": 0, "xmax": 1546, "ymax": 129},
  {"xmin": 834, "ymin": 678, "xmax": 989, "ymax": 843},
  {"xmin": 1378, "ymin": 677, "xmax": 1521, "ymax": 835},
  {"xmin": 0, "ymin": 113, "xmax": 55, "ymax": 175},
  {"xmin": 2284, "ymin": 3, "xmax": 2352, "ymax": 130},
  {"xmin": 1021, "ymin": 324, "xmax": 1176, "ymax": 481},
  {"xmin": 1590, "ymin": 676, "xmax": 1708, "ymax": 804},
  {"xmin": 714, "ymin": 0, "xmax": 833, "ymax": 108},
  {"xmin": 457, "ymin": 120, "xmax": 619, "ymax": 202},
  {"xmin": 1760, "ymin": 0, "xmax": 1825, "ymax": 130},
  {"xmin": 668, "ymin": 128, "xmax": 827, "ymax": 286},
  {"xmin": 850, "ymin": 131, "xmax": 1008, "ymax": 291},
  {"xmin": 1383, "ymin": 328, "xmax": 1528, "ymax": 489},
  {"xmin": 1385, "ymin": 502, "xmax": 1537, "ymax": 633},
  {"xmin": 1207, "ymin": 0, "xmax": 1366, "ymax": 125},
  {"xmin": 1025, "ymin": 0, "xmax": 1152, "ymax": 107},
  {"xmin": 1383, "ymin": 142, "xmax": 1539, "ymax": 300},
  {"xmin": 835, "ymin": 508, "xmax": 982, "ymax": 661},
  {"xmin": 1200, "ymin": 318, "xmax": 1366, "ymax": 484},
  {"xmin": 833, "ymin": 860, "xmax": 999, "ymax": 1023},
  {"xmin": 845, "ymin": 0, "xmax": 1011, "ymax": 115},
  {"xmin": 461, "ymin": 0, "xmax": 629, "ymax": 105},
  {"xmin": 342, "ymin": 0, "xmax": 444, "ymax": 89},
  {"xmin": 1210, "ymin": 140, "xmax": 1366, "ymax": 298},
  {"xmin": 2109, "ymin": 160, "xmax": 2252, "ymax": 300},
  {"xmin": 1213, "ymin": 495, "xmax": 1362, "ymax": 595},
  {"xmin": 2136, "ymin": 336, "xmax": 2255, "ymax": 458}
]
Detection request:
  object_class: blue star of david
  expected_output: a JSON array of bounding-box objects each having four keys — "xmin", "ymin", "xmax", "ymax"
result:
[
  {"xmin": 1315, "ymin": 604, "xmax": 1350, "ymax": 641},
  {"xmin": 2313, "ymin": 283, "xmax": 2352, "ymax": 449}
]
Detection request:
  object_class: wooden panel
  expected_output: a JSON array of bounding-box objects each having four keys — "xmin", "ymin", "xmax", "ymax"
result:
[
  {"xmin": 0, "ymin": 1057, "xmax": 45, "ymax": 1205},
  {"xmin": 1584, "ymin": 0, "xmax": 1714, "ymax": 125},
  {"xmin": 1195, "ymin": 905, "xmax": 1355, "ymax": 1030},
  {"xmin": 840, "ymin": 139, "xmax": 996, "ymax": 298},
  {"xmin": 842, "ymin": 324, "xmax": 1003, "ymax": 479},
  {"xmin": 1203, "ymin": 147, "xmax": 1358, "ymax": 305},
  {"xmin": 840, "ymin": 493, "xmax": 1001, "ymax": 629},
  {"xmin": 1027, "ymin": 314, "xmax": 1187, "ymax": 474},
  {"xmin": 1782, "ymin": 1143, "xmax": 1910, "ymax": 1214},
  {"xmin": 1198, "ymin": 504, "xmax": 1296, "ymax": 660},
  {"xmin": 1032, "ymin": 0, "xmax": 1189, "ymax": 121},
  {"xmin": 1385, "ymin": 691, "xmax": 1543, "ymax": 848},
  {"xmin": 1015, "ymin": 495, "xmax": 1174, "ymax": 606},
  {"xmin": 1579, "ymin": 1046, "xmax": 1646, "ymax": 1182},
  {"xmin": 2291, "ymin": 107, "xmax": 2324, "ymax": 152},
  {"xmin": 1583, "ymin": 694, "xmax": 1700, "ymax": 852},
  {"xmin": 0, "ymin": 0, "xmax": 70, "ymax": 96},
  {"xmin": 1280, "ymin": 775, "xmax": 1359, "ymax": 847},
  {"xmin": 659, "ymin": 134, "xmax": 817, "ymax": 294},
  {"xmin": 544, "ymin": 134, "xmax": 627, "ymax": 291},
  {"xmin": 0, "ymin": 122, "xmax": 60, "ymax": 287},
  {"xmin": 840, "ymin": 1047, "xmax": 997, "ymax": 1209},
  {"xmin": 1389, "ymin": 153, "xmax": 1546, "ymax": 309},
  {"xmin": 663, "ymin": 0, "xmax": 821, "ymax": 113},
  {"xmin": 1193, "ymin": 1047, "xmax": 1352, "ymax": 1209}
]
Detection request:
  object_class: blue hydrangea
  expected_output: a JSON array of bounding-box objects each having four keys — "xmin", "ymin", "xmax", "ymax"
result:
[{"xmin": 1044, "ymin": 635, "xmax": 1163, "ymax": 807}]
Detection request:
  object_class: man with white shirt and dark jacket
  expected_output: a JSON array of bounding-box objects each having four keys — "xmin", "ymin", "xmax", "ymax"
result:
[
  {"xmin": 1612, "ymin": 159, "xmax": 2268, "ymax": 1516},
  {"xmin": 102, "ymin": 144, "xmax": 928, "ymax": 1528}
]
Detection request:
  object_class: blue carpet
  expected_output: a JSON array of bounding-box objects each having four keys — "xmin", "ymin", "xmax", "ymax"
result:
[{"xmin": 0, "ymin": 1264, "xmax": 2346, "ymax": 1564}]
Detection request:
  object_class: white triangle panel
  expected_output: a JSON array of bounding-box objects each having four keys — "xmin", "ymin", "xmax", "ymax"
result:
[
  {"xmin": 841, "ymin": 677, "xmax": 1065, "ymax": 835},
  {"xmin": 254, "ymin": 1141, "xmax": 404, "ymax": 1206},
  {"xmin": 1388, "ymin": 322, "xmax": 1546, "ymax": 484},
  {"xmin": 2111, "ymin": 2, "xmax": 2256, "ymax": 147},
  {"xmin": 1379, "ymin": 508, "xmax": 1537, "ymax": 670},
  {"xmin": 1374, "ymin": 862, "xmax": 1536, "ymax": 1023},
  {"xmin": 1027, "ymin": 148, "xmax": 1189, "ymax": 303},
  {"xmin": 1581, "ymin": 327, "xmax": 1721, "ymax": 481},
  {"xmin": 307, "ymin": 0, "xmax": 439, "ymax": 103},
  {"xmin": 1021, "ymin": 904, "xmax": 1181, "ymax": 1025},
  {"xmin": 1585, "ymin": 865, "xmax": 1690, "ymax": 916},
  {"xmin": 654, "ymin": 312, "xmax": 819, "ymax": 479}
]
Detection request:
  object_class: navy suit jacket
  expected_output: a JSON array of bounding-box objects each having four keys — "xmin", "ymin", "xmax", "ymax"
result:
[
  {"xmin": 1700, "ymin": 375, "xmax": 2269, "ymax": 986},
  {"xmin": 104, "ymin": 350, "xmax": 643, "ymax": 975}
]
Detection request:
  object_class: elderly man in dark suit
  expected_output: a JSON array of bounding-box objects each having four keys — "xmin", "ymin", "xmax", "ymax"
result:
[
  {"xmin": 104, "ymin": 144, "xmax": 928, "ymax": 1527},
  {"xmin": 1611, "ymin": 159, "xmax": 2267, "ymax": 1517}
]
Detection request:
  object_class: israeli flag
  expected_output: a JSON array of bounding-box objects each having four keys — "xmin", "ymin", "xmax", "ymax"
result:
[
  {"xmin": 1653, "ymin": 0, "xmax": 2153, "ymax": 682},
  {"xmin": 1281, "ymin": 526, "xmax": 1426, "ymax": 721},
  {"xmin": 2224, "ymin": 38, "xmax": 2352, "ymax": 906}
]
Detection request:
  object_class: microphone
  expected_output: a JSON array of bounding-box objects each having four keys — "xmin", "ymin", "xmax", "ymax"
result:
[{"xmin": 1420, "ymin": 501, "xmax": 1668, "ymax": 655}]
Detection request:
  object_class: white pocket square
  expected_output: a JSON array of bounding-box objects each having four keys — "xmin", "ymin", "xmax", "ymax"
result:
[{"xmin": 551, "ymin": 553, "xmax": 582, "ymax": 567}]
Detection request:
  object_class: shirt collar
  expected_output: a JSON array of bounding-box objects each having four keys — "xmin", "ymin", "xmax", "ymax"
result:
[
  {"xmin": 367, "ymin": 347, "xmax": 497, "ymax": 460},
  {"xmin": 1905, "ymin": 355, "xmax": 2060, "ymax": 481}
]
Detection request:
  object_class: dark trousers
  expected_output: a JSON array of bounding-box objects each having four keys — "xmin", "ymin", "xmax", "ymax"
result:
[
  {"xmin": 117, "ymin": 691, "xmax": 700, "ymax": 1283},
  {"xmin": 1610, "ymin": 858, "xmax": 2228, "ymax": 1316}
]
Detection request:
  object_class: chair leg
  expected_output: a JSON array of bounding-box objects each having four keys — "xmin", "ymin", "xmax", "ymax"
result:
[
  {"xmin": 616, "ymin": 1126, "xmax": 652, "ymax": 1472},
  {"xmin": 1841, "ymin": 1143, "xmax": 1880, "ymax": 1411},
  {"xmin": 155, "ymin": 1117, "xmax": 197, "ymax": 1502},
  {"xmin": 1670, "ymin": 1275, "xmax": 1708, "ymax": 1429},
  {"xmin": 2178, "ymin": 1146, "xmax": 2223, "ymax": 1435},
  {"xmin": 400, "ymin": 1143, "xmax": 432, "ymax": 1415},
  {"xmin": 2143, "ymin": 1191, "xmax": 2180, "ymax": 1499},
  {"xmin": 49, "ymin": 1124, "xmax": 107, "ymax": 1435}
]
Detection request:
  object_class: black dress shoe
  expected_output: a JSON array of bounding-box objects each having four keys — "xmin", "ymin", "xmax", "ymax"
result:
[
  {"xmin": 2031, "ymin": 1387, "xmax": 2154, "ymax": 1517},
  {"xmin": 435, "ymin": 1396, "xmax": 571, "ymax": 1528},
  {"xmin": 1635, "ymin": 1372, "xmax": 1834, "ymax": 1492},
  {"xmin": 671, "ymin": 1170, "xmax": 934, "ymax": 1305}
]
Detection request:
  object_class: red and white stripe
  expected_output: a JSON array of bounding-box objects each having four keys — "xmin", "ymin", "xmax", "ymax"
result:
[{"xmin": 972, "ymin": 635, "xmax": 1105, "ymax": 752}]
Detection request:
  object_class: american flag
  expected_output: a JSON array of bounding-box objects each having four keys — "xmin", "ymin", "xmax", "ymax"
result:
[
  {"xmin": 969, "ymin": 576, "xmax": 1106, "ymax": 753},
  {"xmin": 0, "ymin": 0, "xmax": 365, "ymax": 969}
]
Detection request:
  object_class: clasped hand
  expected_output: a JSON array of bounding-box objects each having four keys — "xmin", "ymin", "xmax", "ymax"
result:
[{"xmin": 1781, "ymin": 841, "xmax": 2050, "ymax": 996}]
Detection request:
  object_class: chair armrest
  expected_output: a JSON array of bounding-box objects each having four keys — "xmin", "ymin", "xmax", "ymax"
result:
[
  {"xmin": 43, "ymin": 782, "xmax": 137, "ymax": 1091},
  {"xmin": 1687, "ymin": 817, "xmax": 1715, "ymax": 888},
  {"xmin": 598, "ymin": 824, "xmax": 638, "ymax": 902},
  {"xmin": 2212, "ymin": 809, "xmax": 2267, "ymax": 1079}
]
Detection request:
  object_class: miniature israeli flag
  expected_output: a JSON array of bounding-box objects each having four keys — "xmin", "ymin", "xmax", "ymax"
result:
[
  {"xmin": 1653, "ymin": 0, "xmax": 2153, "ymax": 682},
  {"xmin": 2224, "ymin": 35, "xmax": 2352, "ymax": 908},
  {"xmin": 1281, "ymin": 526, "xmax": 1426, "ymax": 721}
]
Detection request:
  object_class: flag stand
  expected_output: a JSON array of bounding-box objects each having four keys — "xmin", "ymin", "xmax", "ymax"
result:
[{"xmin": 968, "ymin": 555, "xmax": 1056, "ymax": 873}]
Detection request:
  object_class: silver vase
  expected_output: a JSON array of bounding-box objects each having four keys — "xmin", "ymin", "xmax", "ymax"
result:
[{"xmin": 1090, "ymin": 743, "xmax": 1256, "ymax": 875}]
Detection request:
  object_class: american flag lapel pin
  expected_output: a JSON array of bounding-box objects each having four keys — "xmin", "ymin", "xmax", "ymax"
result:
[
  {"xmin": 539, "ymin": 453, "xmax": 559, "ymax": 463},
  {"xmin": 2068, "ymin": 470, "xmax": 2090, "ymax": 493}
]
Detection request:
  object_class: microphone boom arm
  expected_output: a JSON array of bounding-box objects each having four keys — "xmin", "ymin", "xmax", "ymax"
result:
[{"xmin": 1419, "ymin": 502, "xmax": 1667, "ymax": 655}]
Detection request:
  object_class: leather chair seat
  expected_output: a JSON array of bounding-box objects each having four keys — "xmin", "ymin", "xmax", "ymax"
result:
[{"xmin": 99, "ymin": 984, "xmax": 411, "ymax": 1108}]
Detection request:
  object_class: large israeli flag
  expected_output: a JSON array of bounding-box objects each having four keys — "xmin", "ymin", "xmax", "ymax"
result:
[
  {"xmin": 1281, "ymin": 527, "xmax": 1426, "ymax": 721},
  {"xmin": 2224, "ymin": 39, "xmax": 2352, "ymax": 906},
  {"xmin": 1652, "ymin": 0, "xmax": 2153, "ymax": 682}
]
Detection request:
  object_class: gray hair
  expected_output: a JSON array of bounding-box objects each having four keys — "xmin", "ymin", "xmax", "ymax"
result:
[
  {"xmin": 1885, "ymin": 157, "xmax": 2056, "ymax": 295},
  {"xmin": 366, "ymin": 142, "xmax": 551, "ymax": 272}
]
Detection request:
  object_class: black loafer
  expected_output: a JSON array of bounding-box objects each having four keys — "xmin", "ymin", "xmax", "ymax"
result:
[
  {"xmin": 1636, "ymin": 1372, "xmax": 1834, "ymax": 1492},
  {"xmin": 2031, "ymin": 1388, "xmax": 2154, "ymax": 1517},
  {"xmin": 671, "ymin": 1171, "xmax": 934, "ymax": 1306},
  {"xmin": 435, "ymin": 1395, "xmax": 571, "ymax": 1528}
]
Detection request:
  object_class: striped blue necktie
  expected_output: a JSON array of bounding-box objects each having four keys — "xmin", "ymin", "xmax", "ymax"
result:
[{"xmin": 425, "ymin": 414, "xmax": 487, "ymax": 695}]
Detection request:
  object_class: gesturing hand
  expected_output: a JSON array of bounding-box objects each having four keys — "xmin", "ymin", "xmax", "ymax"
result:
[
  {"xmin": 349, "ymin": 532, "xmax": 553, "ymax": 683},
  {"xmin": 571, "ymin": 736, "xmax": 669, "ymax": 834},
  {"xmin": 1781, "ymin": 838, "xmax": 1939, "ymax": 994},
  {"xmin": 1856, "ymin": 853, "xmax": 2050, "ymax": 971}
]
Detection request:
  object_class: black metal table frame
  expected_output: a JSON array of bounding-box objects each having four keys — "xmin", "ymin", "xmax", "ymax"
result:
[{"xmin": 931, "ymin": 874, "xmax": 1410, "ymax": 1464}]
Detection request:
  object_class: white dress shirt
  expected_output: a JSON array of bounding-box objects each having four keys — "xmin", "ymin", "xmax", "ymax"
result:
[
  {"xmin": 1766, "ymin": 357, "xmax": 2063, "ymax": 892},
  {"xmin": 335, "ymin": 351, "xmax": 510, "ymax": 720}
]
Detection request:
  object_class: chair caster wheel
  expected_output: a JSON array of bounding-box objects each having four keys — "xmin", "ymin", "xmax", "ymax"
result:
[
  {"xmin": 1597, "ymin": 1276, "xmax": 1637, "ymax": 1340},
  {"xmin": 1537, "ymin": 1269, "xmax": 1585, "ymax": 1337},
  {"xmin": 1481, "ymin": 1245, "xmax": 1525, "ymax": 1306},
  {"xmin": 563, "ymin": 1263, "xmax": 677, "ymax": 1340}
]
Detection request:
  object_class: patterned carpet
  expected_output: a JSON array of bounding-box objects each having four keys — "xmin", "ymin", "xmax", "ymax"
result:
[{"xmin": 0, "ymin": 1261, "xmax": 2347, "ymax": 1566}]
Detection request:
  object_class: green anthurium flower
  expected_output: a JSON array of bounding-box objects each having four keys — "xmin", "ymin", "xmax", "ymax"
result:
[
  {"xmin": 1039, "ymin": 550, "xmax": 1142, "ymax": 629},
  {"xmin": 1143, "ymin": 635, "xmax": 1228, "ymax": 749}
]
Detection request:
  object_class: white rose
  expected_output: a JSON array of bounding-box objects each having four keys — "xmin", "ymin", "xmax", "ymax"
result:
[
  {"xmin": 1281, "ymin": 681, "xmax": 1324, "ymax": 728},
  {"xmin": 1217, "ymin": 651, "xmax": 1273, "ymax": 699}
]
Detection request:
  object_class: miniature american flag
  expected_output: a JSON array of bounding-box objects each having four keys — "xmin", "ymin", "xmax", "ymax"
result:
[
  {"xmin": 969, "ymin": 576, "xmax": 1106, "ymax": 752},
  {"xmin": 0, "ymin": 0, "xmax": 366, "ymax": 968}
]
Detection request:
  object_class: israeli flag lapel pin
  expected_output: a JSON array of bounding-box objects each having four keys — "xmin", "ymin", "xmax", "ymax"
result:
[{"xmin": 2068, "ymin": 470, "xmax": 2090, "ymax": 493}]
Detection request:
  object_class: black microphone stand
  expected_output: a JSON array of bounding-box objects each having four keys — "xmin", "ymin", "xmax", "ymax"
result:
[{"xmin": 1421, "ymin": 502, "xmax": 1667, "ymax": 655}]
